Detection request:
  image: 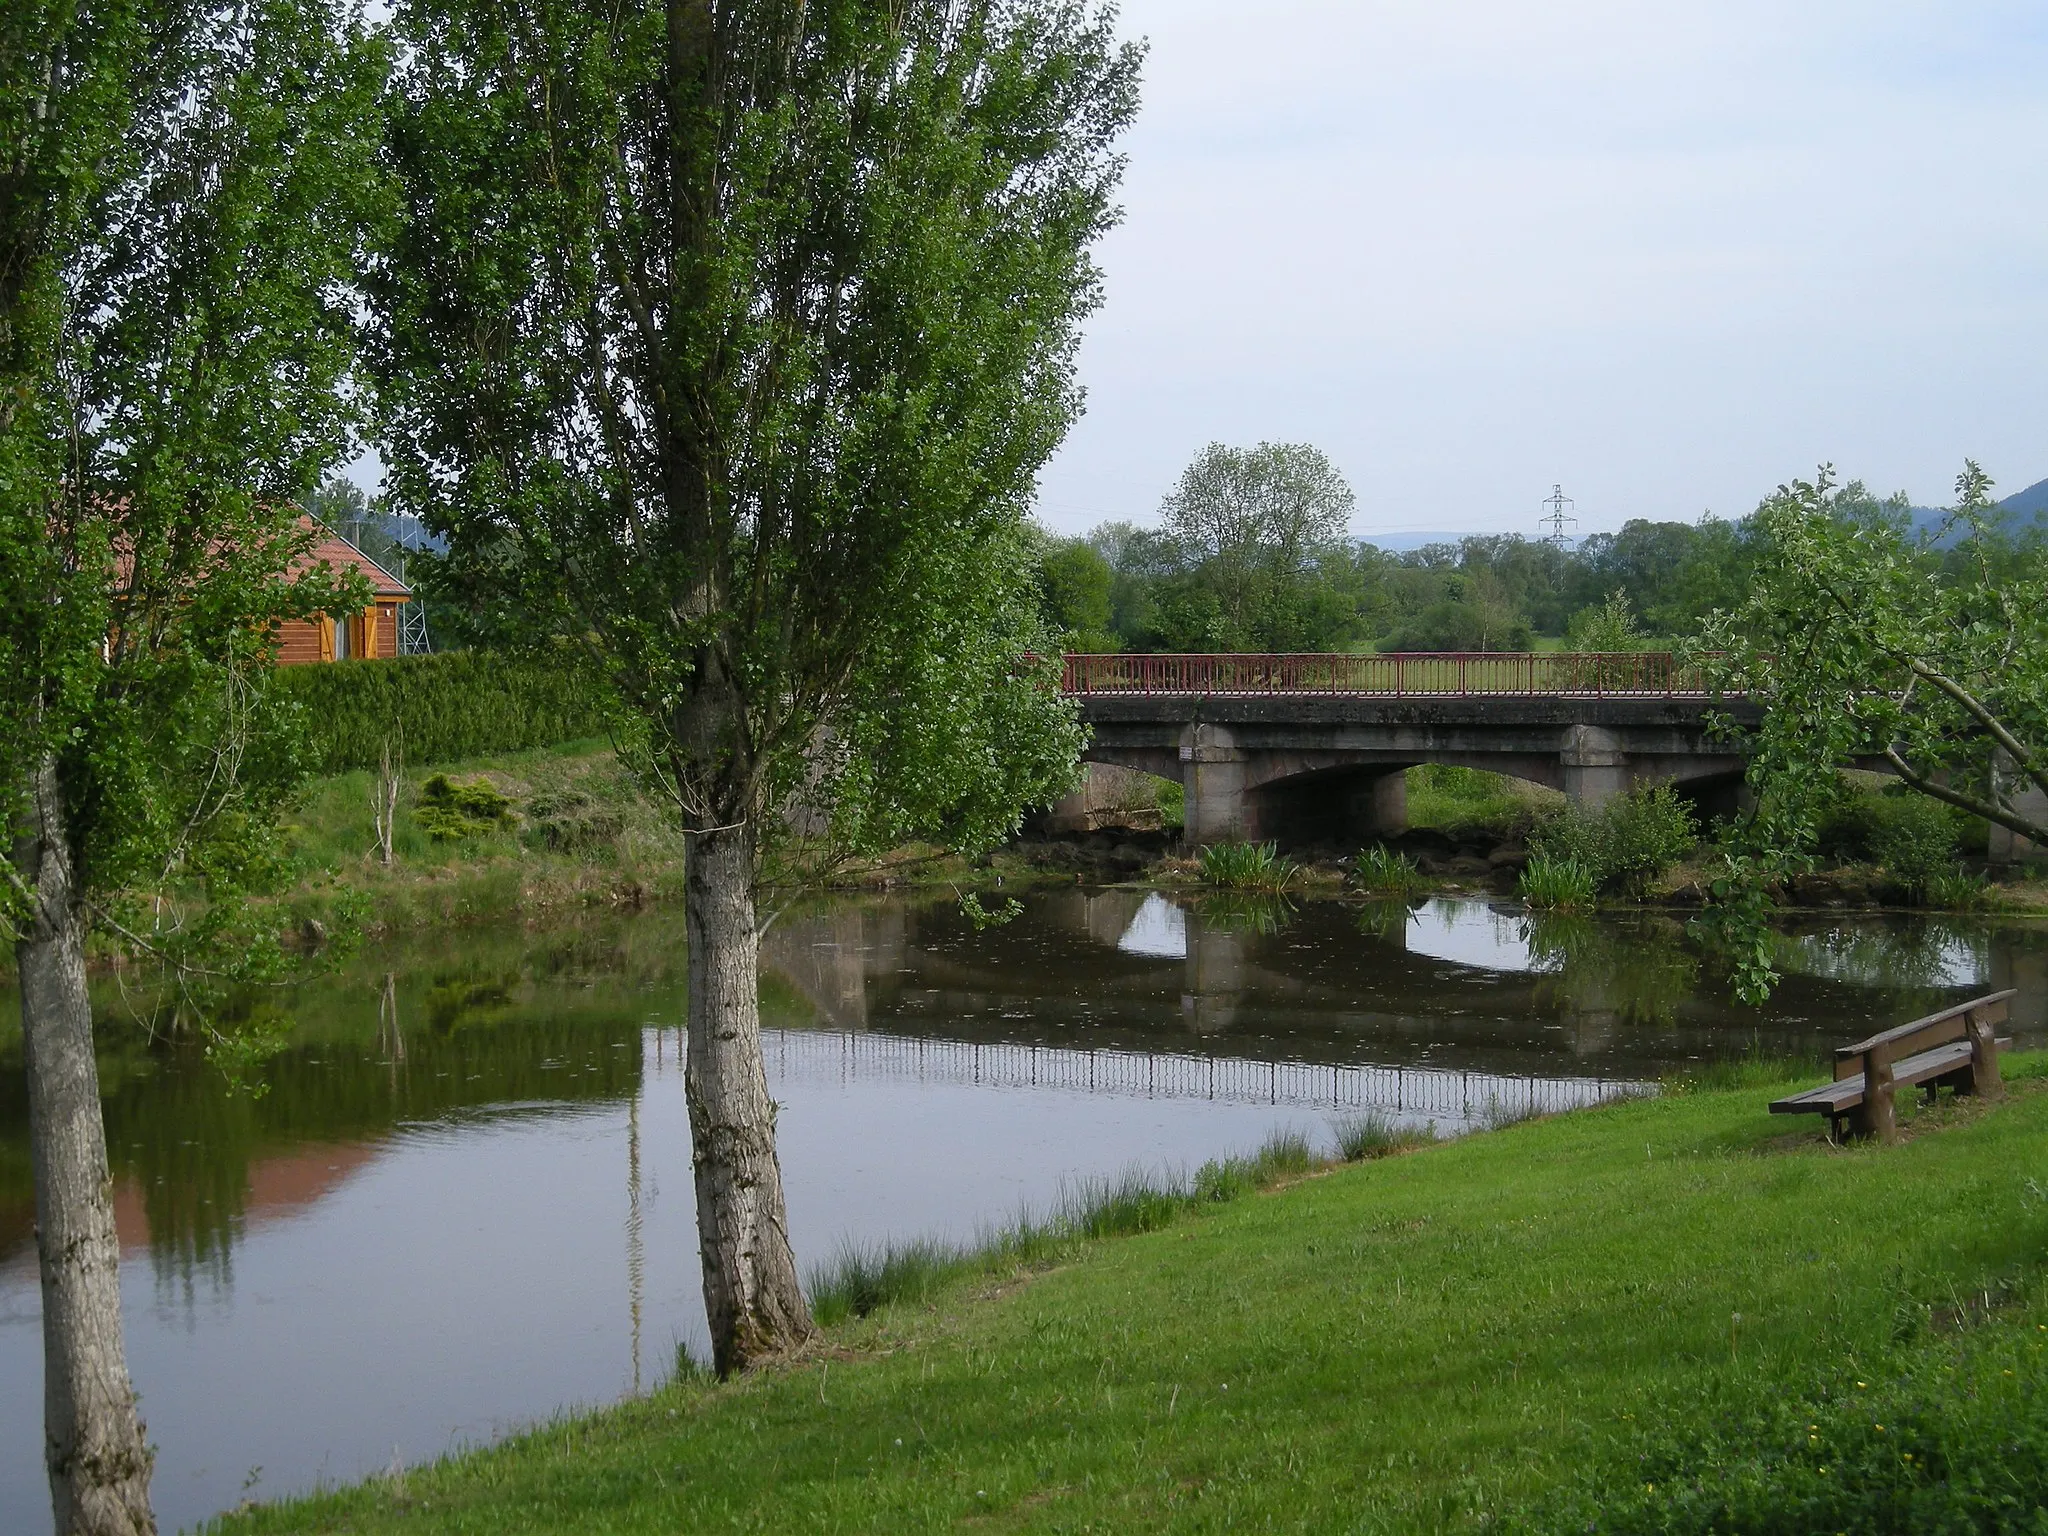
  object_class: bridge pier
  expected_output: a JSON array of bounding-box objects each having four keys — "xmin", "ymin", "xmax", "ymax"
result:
[
  {"xmin": 1989, "ymin": 748, "xmax": 2048, "ymax": 865},
  {"xmin": 1559, "ymin": 725, "xmax": 1629, "ymax": 809},
  {"xmin": 1182, "ymin": 724, "xmax": 1253, "ymax": 844}
]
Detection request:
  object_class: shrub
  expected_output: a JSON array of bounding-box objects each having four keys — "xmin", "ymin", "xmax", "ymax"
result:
[
  {"xmin": 1869, "ymin": 794, "xmax": 1961, "ymax": 901},
  {"xmin": 1199, "ymin": 840, "xmax": 1296, "ymax": 892},
  {"xmin": 413, "ymin": 774, "xmax": 514, "ymax": 842},
  {"xmin": 1531, "ymin": 783, "xmax": 1698, "ymax": 899},
  {"xmin": 271, "ymin": 650, "xmax": 611, "ymax": 776},
  {"xmin": 1519, "ymin": 853, "xmax": 1598, "ymax": 911}
]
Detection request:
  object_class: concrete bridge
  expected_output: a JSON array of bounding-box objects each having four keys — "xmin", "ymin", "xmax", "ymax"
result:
[{"xmin": 1053, "ymin": 652, "xmax": 1758, "ymax": 846}]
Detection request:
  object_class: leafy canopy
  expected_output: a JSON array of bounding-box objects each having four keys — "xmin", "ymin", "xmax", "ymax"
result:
[
  {"xmin": 0, "ymin": 0, "xmax": 385, "ymax": 1025},
  {"xmin": 375, "ymin": 0, "xmax": 1140, "ymax": 851},
  {"xmin": 1698, "ymin": 463, "xmax": 2048, "ymax": 998}
]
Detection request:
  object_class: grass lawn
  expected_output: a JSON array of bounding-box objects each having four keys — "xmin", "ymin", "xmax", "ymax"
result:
[{"xmin": 220, "ymin": 1058, "xmax": 2048, "ymax": 1534}]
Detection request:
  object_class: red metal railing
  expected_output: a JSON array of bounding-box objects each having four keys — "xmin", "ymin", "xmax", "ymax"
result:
[{"xmin": 1059, "ymin": 652, "xmax": 1714, "ymax": 698}]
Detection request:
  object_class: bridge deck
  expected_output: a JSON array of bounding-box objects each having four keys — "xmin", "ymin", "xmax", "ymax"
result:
[{"xmin": 1061, "ymin": 652, "xmax": 1719, "ymax": 699}]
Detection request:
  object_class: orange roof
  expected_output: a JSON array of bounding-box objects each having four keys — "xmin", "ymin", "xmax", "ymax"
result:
[{"xmin": 296, "ymin": 515, "xmax": 411, "ymax": 600}]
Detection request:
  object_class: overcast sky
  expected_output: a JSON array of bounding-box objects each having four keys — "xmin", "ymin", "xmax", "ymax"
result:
[{"xmin": 1029, "ymin": 0, "xmax": 2048, "ymax": 540}]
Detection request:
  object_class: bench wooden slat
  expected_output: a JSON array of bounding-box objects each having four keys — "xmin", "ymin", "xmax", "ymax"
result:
[
  {"xmin": 1771, "ymin": 1040, "xmax": 1981, "ymax": 1118},
  {"xmin": 1836, "ymin": 990, "xmax": 2015, "ymax": 1060}
]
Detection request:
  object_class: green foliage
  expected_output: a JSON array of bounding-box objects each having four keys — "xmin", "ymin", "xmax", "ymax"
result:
[
  {"xmin": 1530, "ymin": 783, "xmax": 1699, "ymax": 899},
  {"xmin": 1198, "ymin": 841, "xmax": 1297, "ymax": 893},
  {"xmin": 1565, "ymin": 588, "xmax": 1650, "ymax": 652},
  {"xmin": 1518, "ymin": 855, "xmax": 1598, "ymax": 911},
  {"xmin": 1406, "ymin": 763, "xmax": 1553, "ymax": 837},
  {"xmin": 412, "ymin": 775, "xmax": 513, "ymax": 843},
  {"xmin": 1699, "ymin": 465, "xmax": 2048, "ymax": 995},
  {"xmin": 271, "ymin": 652, "xmax": 611, "ymax": 776},
  {"xmin": 1034, "ymin": 534, "xmax": 1119, "ymax": 653},
  {"xmin": 1352, "ymin": 845, "xmax": 1426, "ymax": 896},
  {"xmin": 957, "ymin": 893, "xmax": 1023, "ymax": 931},
  {"xmin": 1866, "ymin": 794, "xmax": 1960, "ymax": 900},
  {"xmin": 0, "ymin": 0, "xmax": 387, "ymax": 1020},
  {"xmin": 1129, "ymin": 442, "xmax": 1367, "ymax": 652},
  {"xmin": 374, "ymin": 0, "xmax": 1134, "ymax": 855}
]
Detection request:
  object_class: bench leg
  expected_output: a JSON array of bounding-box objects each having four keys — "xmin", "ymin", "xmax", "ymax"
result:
[{"xmin": 1968, "ymin": 1017, "xmax": 2004, "ymax": 1102}]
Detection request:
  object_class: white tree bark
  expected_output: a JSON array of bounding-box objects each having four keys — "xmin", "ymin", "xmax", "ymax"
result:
[
  {"xmin": 682, "ymin": 822, "xmax": 813, "ymax": 1375},
  {"xmin": 14, "ymin": 754, "xmax": 156, "ymax": 1536}
]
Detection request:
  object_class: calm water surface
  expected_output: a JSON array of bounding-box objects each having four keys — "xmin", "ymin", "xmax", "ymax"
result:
[{"xmin": 2, "ymin": 889, "xmax": 2043, "ymax": 1532}]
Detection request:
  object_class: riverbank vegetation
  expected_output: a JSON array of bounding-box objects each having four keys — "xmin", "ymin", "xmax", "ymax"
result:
[{"xmin": 221, "ymin": 1054, "xmax": 2048, "ymax": 1535}]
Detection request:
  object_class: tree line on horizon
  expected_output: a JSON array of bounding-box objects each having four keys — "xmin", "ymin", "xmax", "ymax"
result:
[{"xmin": 1029, "ymin": 440, "xmax": 2048, "ymax": 657}]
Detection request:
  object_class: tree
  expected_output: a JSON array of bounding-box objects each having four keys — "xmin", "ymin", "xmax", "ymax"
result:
[
  {"xmin": 1155, "ymin": 441, "xmax": 1356, "ymax": 649},
  {"xmin": 374, "ymin": 0, "xmax": 1136, "ymax": 1373},
  {"xmin": 1700, "ymin": 464, "xmax": 2048, "ymax": 999},
  {"xmin": 1034, "ymin": 532, "xmax": 1119, "ymax": 653},
  {"xmin": 1, "ymin": 3, "xmax": 381, "ymax": 1529},
  {"xmin": 1564, "ymin": 588, "xmax": 1649, "ymax": 652}
]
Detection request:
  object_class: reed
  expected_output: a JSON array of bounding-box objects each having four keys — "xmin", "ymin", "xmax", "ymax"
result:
[
  {"xmin": 1198, "ymin": 841, "xmax": 1297, "ymax": 893},
  {"xmin": 1517, "ymin": 852, "xmax": 1597, "ymax": 911}
]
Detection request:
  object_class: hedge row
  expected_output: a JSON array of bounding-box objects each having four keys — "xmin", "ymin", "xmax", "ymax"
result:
[{"xmin": 272, "ymin": 651, "xmax": 612, "ymax": 776}]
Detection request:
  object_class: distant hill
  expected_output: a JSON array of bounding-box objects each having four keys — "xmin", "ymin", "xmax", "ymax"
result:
[
  {"xmin": 2002, "ymin": 475, "xmax": 2048, "ymax": 518},
  {"xmin": 1907, "ymin": 477, "xmax": 2048, "ymax": 545}
]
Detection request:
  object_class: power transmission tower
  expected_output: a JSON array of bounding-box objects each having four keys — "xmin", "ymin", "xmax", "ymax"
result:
[
  {"xmin": 390, "ymin": 545, "xmax": 434, "ymax": 655},
  {"xmin": 1538, "ymin": 484, "xmax": 1578, "ymax": 550}
]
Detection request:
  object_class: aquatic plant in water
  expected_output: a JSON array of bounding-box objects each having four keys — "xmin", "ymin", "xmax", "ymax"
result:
[
  {"xmin": 1198, "ymin": 840, "xmax": 1297, "ymax": 893},
  {"xmin": 1518, "ymin": 853, "xmax": 1598, "ymax": 911},
  {"xmin": 1353, "ymin": 844, "xmax": 1426, "ymax": 896}
]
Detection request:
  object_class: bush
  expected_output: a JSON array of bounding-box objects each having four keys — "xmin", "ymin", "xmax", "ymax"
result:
[
  {"xmin": 271, "ymin": 650, "xmax": 612, "ymax": 776},
  {"xmin": 413, "ymin": 774, "xmax": 514, "ymax": 842},
  {"xmin": 1869, "ymin": 794, "xmax": 1961, "ymax": 901},
  {"xmin": 1531, "ymin": 783, "xmax": 1698, "ymax": 899},
  {"xmin": 1199, "ymin": 841, "xmax": 1296, "ymax": 892}
]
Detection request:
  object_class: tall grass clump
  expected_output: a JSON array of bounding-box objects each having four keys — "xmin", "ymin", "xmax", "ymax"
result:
[
  {"xmin": 1199, "ymin": 840, "xmax": 1296, "ymax": 892},
  {"xmin": 1518, "ymin": 853, "xmax": 1598, "ymax": 911},
  {"xmin": 1352, "ymin": 844, "xmax": 1426, "ymax": 896},
  {"xmin": 1333, "ymin": 1110, "xmax": 1436, "ymax": 1162}
]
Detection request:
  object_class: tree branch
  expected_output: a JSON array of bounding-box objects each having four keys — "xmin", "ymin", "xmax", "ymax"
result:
[{"xmin": 1883, "ymin": 746, "xmax": 2048, "ymax": 845}]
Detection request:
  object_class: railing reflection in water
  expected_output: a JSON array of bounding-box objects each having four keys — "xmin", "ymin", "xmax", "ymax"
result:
[{"xmin": 761, "ymin": 1028, "xmax": 1647, "ymax": 1125}]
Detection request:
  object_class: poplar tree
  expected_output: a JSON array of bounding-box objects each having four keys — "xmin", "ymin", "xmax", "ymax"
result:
[
  {"xmin": 374, "ymin": 0, "xmax": 1136, "ymax": 1371},
  {"xmin": 1, "ymin": 4, "xmax": 382, "ymax": 1530}
]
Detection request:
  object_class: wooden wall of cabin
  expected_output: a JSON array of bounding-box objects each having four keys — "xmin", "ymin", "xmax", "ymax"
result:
[{"xmin": 274, "ymin": 603, "xmax": 404, "ymax": 666}]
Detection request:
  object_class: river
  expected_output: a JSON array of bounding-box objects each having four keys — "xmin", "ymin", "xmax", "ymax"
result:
[{"xmin": 2, "ymin": 890, "xmax": 2042, "ymax": 1532}]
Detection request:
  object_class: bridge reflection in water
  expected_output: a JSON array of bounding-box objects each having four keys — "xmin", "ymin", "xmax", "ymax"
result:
[{"xmin": 757, "ymin": 886, "xmax": 2030, "ymax": 1095}]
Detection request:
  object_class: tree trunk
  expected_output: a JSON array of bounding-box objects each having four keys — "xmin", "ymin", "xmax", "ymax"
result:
[
  {"xmin": 14, "ymin": 754, "xmax": 155, "ymax": 1536},
  {"xmin": 682, "ymin": 821, "xmax": 813, "ymax": 1375}
]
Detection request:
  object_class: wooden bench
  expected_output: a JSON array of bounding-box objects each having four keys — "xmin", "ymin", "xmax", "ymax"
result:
[{"xmin": 1769, "ymin": 990, "xmax": 2015, "ymax": 1143}]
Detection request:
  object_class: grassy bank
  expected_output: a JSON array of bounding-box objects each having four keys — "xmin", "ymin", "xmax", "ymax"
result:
[
  {"xmin": 219, "ymin": 1057, "xmax": 2048, "ymax": 1534},
  {"xmin": 275, "ymin": 740, "xmax": 1040, "ymax": 937}
]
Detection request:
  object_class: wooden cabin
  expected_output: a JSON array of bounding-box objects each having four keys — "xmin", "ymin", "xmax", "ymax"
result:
[{"xmin": 275, "ymin": 519, "xmax": 413, "ymax": 665}]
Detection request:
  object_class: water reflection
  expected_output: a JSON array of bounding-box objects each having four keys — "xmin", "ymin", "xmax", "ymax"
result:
[{"xmin": 0, "ymin": 891, "xmax": 2040, "ymax": 1531}]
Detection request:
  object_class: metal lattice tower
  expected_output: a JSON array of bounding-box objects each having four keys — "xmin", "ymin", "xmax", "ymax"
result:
[
  {"xmin": 388, "ymin": 546, "xmax": 434, "ymax": 655},
  {"xmin": 1538, "ymin": 483, "xmax": 1578, "ymax": 550}
]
